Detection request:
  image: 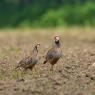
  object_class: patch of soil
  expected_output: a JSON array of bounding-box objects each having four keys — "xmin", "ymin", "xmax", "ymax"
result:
[{"xmin": 0, "ymin": 30, "xmax": 95, "ymax": 95}]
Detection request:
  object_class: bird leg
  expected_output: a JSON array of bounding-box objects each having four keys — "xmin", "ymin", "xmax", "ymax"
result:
[
  {"xmin": 34, "ymin": 66, "xmax": 40, "ymax": 77},
  {"xmin": 33, "ymin": 66, "xmax": 36, "ymax": 74},
  {"xmin": 50, "ymin": 65, "xmax": 54, "ymax": 73},
  {"xmin": 16, "ymin": 68, "xmax": 25, "ymax": 81},
  {"xmin": 30, "ymin": 66, "xmax": 37, "ymax": 77},
  {"xmin": 20, "ymin": 69, "xmax": 26, "ymax": 79}
]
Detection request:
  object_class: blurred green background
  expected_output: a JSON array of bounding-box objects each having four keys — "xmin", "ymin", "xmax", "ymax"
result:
[{"xmin": 0, "ymin": 0, "xmax": 95, "ymax": 28}]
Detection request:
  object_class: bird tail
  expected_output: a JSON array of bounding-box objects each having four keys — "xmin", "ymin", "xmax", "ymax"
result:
[
  {"xmin": 43, "ymin": 60, "xmax": 47, "ymax": 64},
  {"xmin": 11, "ymin": 65, "xmax": 20, "ymax": 72},
  {"xmin": 14, "ymin": 65, "xmax": 20, "ymax": 70}
]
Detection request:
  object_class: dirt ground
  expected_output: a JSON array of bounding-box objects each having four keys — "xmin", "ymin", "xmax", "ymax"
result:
[{"xmin": 0, "ymin": 28, "xmax": 95, "ymax": 95}]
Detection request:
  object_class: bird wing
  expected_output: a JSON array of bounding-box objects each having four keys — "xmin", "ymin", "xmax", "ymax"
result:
[
  {"xmin": 46, "ymin": 46, "xmax": 62, "ymax": 61},
  {"xmin": 18, "ymin": 56, "xmax": 33, "ymax": 67},
  {"xmin": 46, "ymin": 47, "xmax": 56, "ymax": 60}
]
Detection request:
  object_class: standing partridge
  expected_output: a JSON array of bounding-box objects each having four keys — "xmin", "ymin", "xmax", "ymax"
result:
[{"xmin": 43, "ymin": 35, "xmax": 62, "ymax": 71}]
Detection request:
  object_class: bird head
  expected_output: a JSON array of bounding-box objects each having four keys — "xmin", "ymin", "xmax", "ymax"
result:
[
  {"xmin": 32, "ymin": 43, "xmax": 40, "ymax": 53},
  {"xmin": 54, "ymin": 35, "xmax": 60, "ymax": 42},
  {"xmin": 54, "ymin": 35, "xmax": 61, "ymax": 47},
  {"xmin": 33, "ymin": 43, "xmax": 40, "ymax": 52},
  {"xmin": 36, "ymin": 43, "xmax": 40, "ymax": 49}
]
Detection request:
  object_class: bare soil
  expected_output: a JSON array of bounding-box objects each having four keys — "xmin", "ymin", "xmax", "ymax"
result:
[{"xmin": 0, "ymin": 28, "xmax": 95, "ymax": 95}]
